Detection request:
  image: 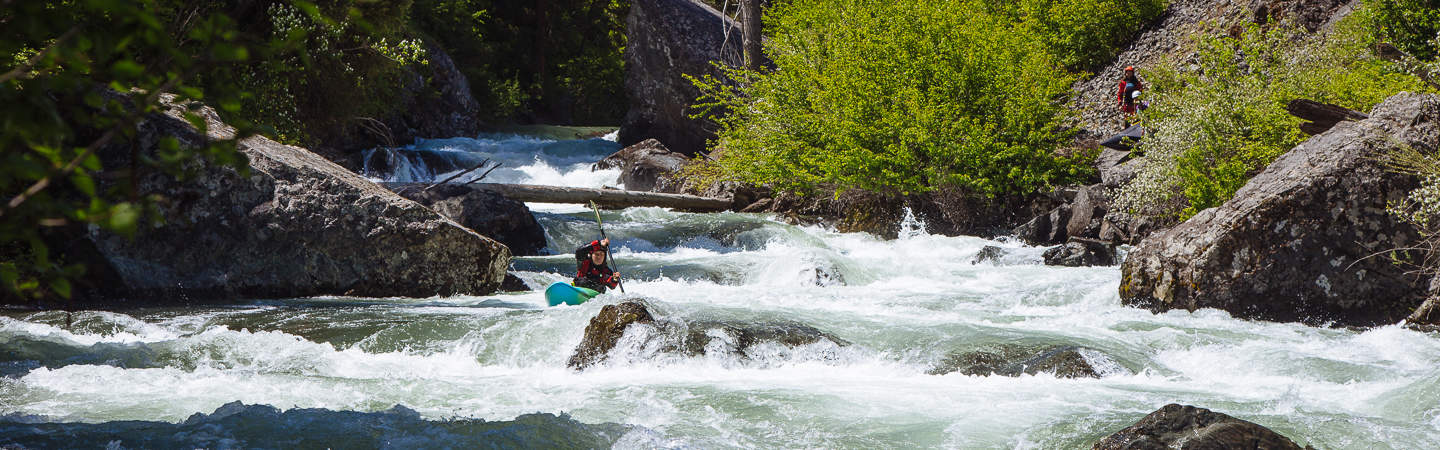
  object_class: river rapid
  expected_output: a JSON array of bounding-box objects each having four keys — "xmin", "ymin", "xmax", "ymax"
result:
[{"xmin": 3, "ymin": 132, "xmax": 1439, "ymax": 448}]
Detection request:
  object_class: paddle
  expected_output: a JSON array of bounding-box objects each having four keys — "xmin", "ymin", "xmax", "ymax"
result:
[{"xmin": 590, "ymin": 201, "xmax": 625, "ymax": 293}]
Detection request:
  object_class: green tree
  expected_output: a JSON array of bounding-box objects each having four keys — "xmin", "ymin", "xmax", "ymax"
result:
[
  {"xmin": 0, "ymin": 0, "xmax": 366, "ymax": 302},
  {"xmin": 693, "ymin": 0, "xmax": 1119, "ymax": 198}
]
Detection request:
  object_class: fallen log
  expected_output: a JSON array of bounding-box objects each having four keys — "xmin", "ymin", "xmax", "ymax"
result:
[
  {"xmin": 1287, "ymin": 99, "xmax": 1367, "ymax": 135},
  {"xmin": 384, "ymin": 182, "xmax": 733, "ymax": 212}
]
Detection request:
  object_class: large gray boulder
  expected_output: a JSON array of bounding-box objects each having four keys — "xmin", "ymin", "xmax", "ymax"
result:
[
  {"xmin": 85, "ymin": 97, "xmax": 509, "ymax": 302},
  {"xmin": 1093, "ymin": 404, "xmax": 1311, "ymax": 449},
  {"xmin": 595, "ymin": 139, "xmax": 694, "ymax": 192},
  {"xmin": 385, "ymin": 183, "xmax": 548, "ymax": 256},
  {"xmin": 1120, "ymin": 93, "xmax": 1436, "ymax": 327},
  {"xmin": 619, "ymin": 0, "xmax": 752, "ymax": 156}
]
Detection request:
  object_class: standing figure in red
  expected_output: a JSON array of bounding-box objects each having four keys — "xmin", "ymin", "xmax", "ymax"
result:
[{"xmin": 1117, "ymin": 66, "xmax": 1145, "ymax": 127}]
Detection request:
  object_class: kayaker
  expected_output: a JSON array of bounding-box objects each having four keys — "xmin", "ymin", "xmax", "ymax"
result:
[{"xmin": 574, "ymin": 238, "xmax": 621, "ymax": 293}]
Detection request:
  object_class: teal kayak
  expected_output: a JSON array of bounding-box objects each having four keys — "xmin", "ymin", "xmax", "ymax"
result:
[{"xmin": 545, "ymin": 282, "xmax": 601, "ymax": 306}]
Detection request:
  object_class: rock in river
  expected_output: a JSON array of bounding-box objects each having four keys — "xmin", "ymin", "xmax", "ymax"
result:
[{"xmin": 1120, "ymin": 93, "xmax": 1437, "ymax": 327}]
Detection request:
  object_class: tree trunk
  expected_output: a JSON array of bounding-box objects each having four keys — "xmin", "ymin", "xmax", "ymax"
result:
[{"xmin": 741, "ymin": 0, "xmax": 762, "ymax": 71}]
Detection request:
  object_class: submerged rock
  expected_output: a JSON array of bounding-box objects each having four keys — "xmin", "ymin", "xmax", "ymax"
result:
[
  {"xmin": 971, "ymin": 246, "xmax": 1012, "ymax": 265},
  {"xmin": 500, "ymin": 273, "xmax": 531, "ymax": 292},
  {"xmin": 1043, "ymin": 240, "xmax": 1117, "ymax": 267},
  {"xmin": 1120, "ymin": 93, "xmax": 1436, "ymax": 327},
  {"xmin": 928, "ymin": 344, "xmax": 1107, "ymax": 378},
  {"xmin": 79, "ymin": 96, "xmax": 509, "ymax": 304},
  {"xmin": 595, "ymin": 139, "xmax": 693, "ymax": 192},
  {"xmin": 1092, "ymin": 404, "xmax": 1311, "ymax": 449},
  {"xmin": 568, "ymin": 301, "xmax": 849, "ymax": 370},
  {"xmin": 385, "ymin": 183, "xmax": 547, "ymax": 256}
]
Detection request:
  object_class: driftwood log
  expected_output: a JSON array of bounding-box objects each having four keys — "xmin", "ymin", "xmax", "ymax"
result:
[
  {"xmin": 387, "ymin": 182, "xmax": 733, "ymax": 212},
  {"xmin": 1287, "ymin": 99, "xmax": 1367, "ymax": 135}
]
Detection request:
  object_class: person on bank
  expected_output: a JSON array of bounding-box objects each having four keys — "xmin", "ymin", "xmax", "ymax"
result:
[
  {"xmin": 574, "ymin": 238, "xmax": 621, "ymax": 293},
  {"xmin": 1117, "ymin": 66, "xmax": 1146, "ymax": 127}
]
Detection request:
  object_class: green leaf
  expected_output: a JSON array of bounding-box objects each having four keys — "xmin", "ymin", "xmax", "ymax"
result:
[
  {"xmin": 0, "ymin": 263, "xmax": 18, "ymax": 291},
  {"xmin": 111, "ymin": 60, "xmax": 144, "ymax": 79},
  {"xmin": 69, "ymin": 173, "xmax": 96, "ymax": 197},
  {"xmin": 107, "ymin": 203, "xmax": 141, "ymax": 236},
  {"xmin": 49, "ymin": 277, "xmax": 72, "ymax": 299}
]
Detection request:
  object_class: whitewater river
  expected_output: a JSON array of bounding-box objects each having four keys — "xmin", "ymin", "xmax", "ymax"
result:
[{"xmin": 3, "ymin": 132, "xmax": 1439, "ymax": 448}]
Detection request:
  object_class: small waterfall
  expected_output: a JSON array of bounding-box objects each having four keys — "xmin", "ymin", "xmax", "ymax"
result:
[
  {"xmin": 362, "ymin": 147, "xmax": 435, "ymax": 182},
  {"xmin": 358, "ymin": 133, "xmax": 622, "ymax": 187}
]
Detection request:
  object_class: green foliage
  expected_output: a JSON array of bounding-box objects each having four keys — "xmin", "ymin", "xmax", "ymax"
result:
[
  {"xmin": 0, "ymin": 0, "xmax": 270, "ymax": 301},
  {"xmin": 1115, "ymin": 17, "xmax": 1434, "ymax": 219},
  {"xmin": 989, "ymin": 0, "xmax": 1168, "ymax": 70},
  {"xmin": 695, "ymin": 0, "xmax": 1124, "ymax": 197},
  {"xmin": 1366, "ymin": 0, "xmax": 1440, "ymax": 61},
  {"xmin": 411, "ymin": 0, "xmax": 629, "ymax": 124},
  {"xmin": 194, "ymin": 0, "xmax": 426, "ymax": 145}
]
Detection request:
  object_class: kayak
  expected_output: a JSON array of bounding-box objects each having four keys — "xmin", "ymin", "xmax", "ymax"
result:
[{"xmin": 545, "ymin": 282, "xmax": 601, "ymax": 306}]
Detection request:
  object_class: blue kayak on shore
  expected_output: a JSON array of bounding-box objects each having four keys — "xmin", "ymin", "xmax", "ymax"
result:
[{"xmin": 545, "ymin": 282, "xmax": 601, "ymax": 306}]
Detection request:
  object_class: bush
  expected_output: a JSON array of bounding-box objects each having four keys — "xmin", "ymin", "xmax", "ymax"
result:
[
  {"xmin": 1, "ymin": 0, "xmax": 262, "ymax": 301},
  {"xmin": 695, "ymin": 0, "xmax": 1118, "ymax": 198},
  {"xmin": 1367, "ymin": 0, "xmax": 1440, "ymax": 61},
  {"xmin": 1114, "ymin": 17, "xmax": 1433, "ymax": 219},
  {"xmin": 991, "ymin": 0, "xmax": 1168, "ymax": 70}
]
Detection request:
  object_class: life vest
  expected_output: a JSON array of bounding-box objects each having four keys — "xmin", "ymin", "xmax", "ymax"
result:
[{"xmin": 574, "ymin": 240, "xmax": 618, "ymax": 291}]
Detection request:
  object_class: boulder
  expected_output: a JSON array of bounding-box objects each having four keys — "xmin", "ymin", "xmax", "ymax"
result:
[
  {"xmin": 1099, "ymin": 210, "xmax": 1153, "ymax": 246},
  {"xmin": 82, "ymin": 96, "xmax": 509, "ymax": 303},
  {"xmin": 500, "ymin": 273, "xmax": 532, "ymax": 292},
  {"xmin": 569, "ymin": 301, "xmax": 658, "ymax": 369},
  {"xmin": 1406, "ymin": 276, "xmax": 1440, "ymax": 327},
  {"xmin": 1120, "ymin": 93, "xmax": 1436, "ymax": 327},
  {"xmin": 568, "ymin": 301, "xmax": 849, "ymax": 370},
  {"xmin": 1095, "ymin": 148, "xmax": 1145, "ymax": 188},
  {"xmin": 928, "ymin": 344, "xmax": 1107, "ymax": 378},
  {"xmin": 971, "ymin": 246, "xmax": 1010, "ymax": 265},
  {"xmin": 595, "ymin": 139, "xmax": 694, "ymax": 192},
  {"xmin": 1066, "ymin": 185, "xmax": 1109, "ymax": 239},
  {"xmin": 1093, "ymin": 404, "xmax": 1311, "ymax": 449},
  {"xmin": 384, "ymin": 183, "xmax": 548, "ymax": 256},
  {"xmin": 1015, "ymin": 205, "xmax": 1072, "ymax": 246},
  {"xmin": 620, "ymin": 0, "xmax": 754, "ymax": 156},
  {"xmin": 683, "ymin": 320, "xmax": 849, "ymax": 357},
  {"xmin": 1044, "ymin": 239, "xmax": 1118, "ymax": 267}
]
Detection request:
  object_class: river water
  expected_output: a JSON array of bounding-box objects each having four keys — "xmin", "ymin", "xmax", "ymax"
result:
[{"xmin": 3, "ymin": 132, "xmax": 1439, "ymax": 448}]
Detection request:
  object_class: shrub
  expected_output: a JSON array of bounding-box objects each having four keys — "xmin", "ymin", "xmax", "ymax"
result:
[
  {"xmin": 991, "ymin": 0, "xmax": 1168, "ymax": 70},
  {"xmin": 1, "ymin": 0, "xmax": 262, "ymax": 301},
  {"xmin": 1114, "ymin": 17, "xmax": 1432, "ymax": 219},
  {"xmin": 1367, "ymin": 0, "xmax": 1440, "ymax": 61},
  {"xmin": 694, "ymin": 0, "xmax": 1113, "ymax": 198}
]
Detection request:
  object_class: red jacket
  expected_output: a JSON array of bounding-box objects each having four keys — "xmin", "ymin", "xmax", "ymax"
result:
[
  {"xmin": 1117, "ymin": 79, "xmax": 1144, "ymax": 114},
  {"xmin": 574, "ymin": 240, "xmax": 618, "ymax": 290}
]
